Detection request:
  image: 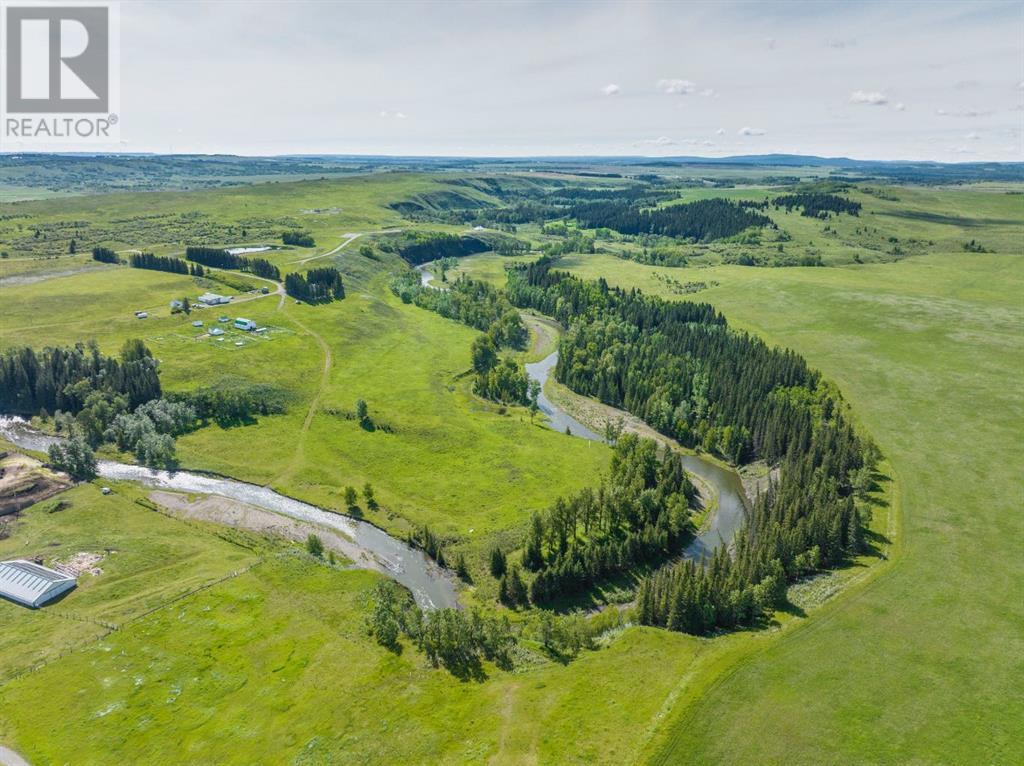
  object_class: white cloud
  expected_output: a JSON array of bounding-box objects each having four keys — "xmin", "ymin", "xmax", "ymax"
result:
[
  {"xmin": 699, "ymin": 88, "xmax": 716, "ymax": 97},
  {"xmin": 954, "ymin": 80, "xmax": 980, "ymax": 90},
  {"xmin": 826, "ymin": 39, "xmax": 856, "ymax": 49},
  {"xmin": 715, "ymin": 128, "xmax": 725, "ymax": 135},
  {"xmin": 738, "ymin": 126, "xmax": 766, "ymax": 136},
  {"xmin": 766, "ymin": 37, "xmax": 776, "ymax": 50},
  {"xmin": 657, "ymin": 78, "xmax": 697, "ymax": 95},
  {"xmin": 379, "ymin": 109, "xmax": 407, "ymax": 119},
  {"xmin": 894, "ymin": 102, "xmax": 906, "ymax": 111},
  {"xmin": 601, "ymin": 83, "xmax": 620, "ymax": 96},
  {"xmin": 965, "ymin": 131, "xmax": 980, "ymax": 140},
  {"xmin": 1018, "ymin": 81, "xmax": 1024, "ymax": 90},
  {"xmin": 850, "ymin": 90, "xmax": 888, "ymax": 106}
]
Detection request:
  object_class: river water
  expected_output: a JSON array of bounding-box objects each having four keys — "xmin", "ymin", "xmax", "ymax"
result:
[
  {"xmin": 0, "ymin": 417, "xmax": 457, "ymax": 610},
  {"xmin": 522, "ymin": 351, "xmax": 748, "ymax": 560},
  {"xmin": 413, "ymin": 261, "xmax": 748, "ymax": 559}
]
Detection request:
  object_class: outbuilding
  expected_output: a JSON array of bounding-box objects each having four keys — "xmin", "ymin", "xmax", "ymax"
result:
[
  {"xmin": 198, "ymin": 292, "xmax": 231, "ymax": 306},
  {"xmin": 0, "ymin": 560, "xmax": 76, "ymax": 608}
]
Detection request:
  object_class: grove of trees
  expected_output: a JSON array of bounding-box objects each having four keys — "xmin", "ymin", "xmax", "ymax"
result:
[
  {"xmin": 505, "ymin": 258, "xmax": 871, "ymax": 634},
  {"xmin": 129, "ymin": 252, "xmax": 189, "ymax": 274},
  {"xmin": 185, "ymin": 246, "xmax": 281, "ymax": 280},
  {"xmin": 284, "ymin": 267, "xmax": 346, "ymax": 303},
  {"xmin": 570, "ymin": 198, "xmax": 772, "ymax": 241},
  {"xmin": 91, "ymin": 246, "xmax": 119, "ymax": 264},
  {"xmin": 773, "ymin": 192, "xmax": 861, "ymax": 218}
]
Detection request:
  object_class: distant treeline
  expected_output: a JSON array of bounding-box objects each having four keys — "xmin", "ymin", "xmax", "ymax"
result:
[
  {"xmin": 185, "ymin": 246, "xmax": 281, "ymax": 280},
  {"xmin": 571, "ymin": 198, "xmax": 772, "ymax": 241},
  {"xmin": 91, "ymin": 246, "xmax": 119, "ymax": 264},
  {"xmin": 545, "ymin": 185, "xmax": 675, "ymax": 206},
  {"xmin": 394, "ymin": 233, "xmax": 491, "ymax": 266},
  {"xmin": 284, "ymin": 267, "xmax": 345, "ymax": 303},
  {"xmin": 128, "ymin": 252, "xmax": 202, "ymax": 276},
  {"xmin": 0, "ymin": 340, "xmax": 161, "ymax": 416},
  {"xmin": 505, "ymin": 258, "xmax": 871, "ymax": 634},
  {"xmin": 773, "ymin": 193, "xmax": 861, "ymax": 218}
]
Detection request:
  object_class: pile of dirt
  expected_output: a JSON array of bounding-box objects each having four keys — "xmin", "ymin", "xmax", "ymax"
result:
[{"xmin": 0, "ymin": 452, "xmax": 73, "ymax": 517}]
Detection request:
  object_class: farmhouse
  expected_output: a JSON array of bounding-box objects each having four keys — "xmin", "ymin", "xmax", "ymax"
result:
[
  {"xmin": 0, "ymin": 560, "xmax": 76, "ymax": 608},
  {"xmin": 234, "ymin": 318, "xmax": 257, "ymax": 331},
  {"xmin": 198, "ymin": 292, "xmax": 231, "ymax": 306}
]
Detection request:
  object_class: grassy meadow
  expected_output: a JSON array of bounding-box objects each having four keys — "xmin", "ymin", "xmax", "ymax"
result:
[
  {"xmin": 0, "ymin": 479, "xmax": 710, "ymax": 765},
  {"xmin": 0, "ymin": 171, "xmax": 1020, "ymax": 764},
  {"xmin": 512, "ymin": 252, "xmax": 1023, "ymax": 765}
]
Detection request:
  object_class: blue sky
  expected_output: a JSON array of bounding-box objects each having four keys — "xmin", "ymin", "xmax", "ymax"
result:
[{"xmin": 108, "ymin": 0, "xmax": 1024, "ymax": 159}]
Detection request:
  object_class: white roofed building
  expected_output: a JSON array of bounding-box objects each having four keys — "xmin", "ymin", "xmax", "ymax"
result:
[
  {"xmin": 198, "ymin": 292, "xmax": 231, "ymax": 305},
  {"xmin": 0, "ymin": 560, "xmax": 77, "ymax": 608}
]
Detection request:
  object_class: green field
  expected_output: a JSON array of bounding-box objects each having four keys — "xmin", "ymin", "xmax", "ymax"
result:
[
  {"xmin": 0, "ymin": 170, "xmax": 1021, "ymax": 764},
  {"xmin": 510, "ymin": 252, "xmax": 1022, "ymax": 764},
  {"xmin": 0, "ymin": 478, "xmax": 713, "ymax": 765}
]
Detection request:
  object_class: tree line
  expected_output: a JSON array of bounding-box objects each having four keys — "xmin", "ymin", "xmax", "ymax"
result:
[
  {"xmin": 505, "ymin": 258, "xmax": 871, "ymax": 634},
  {"xmin": 391, "ymin": 272, "xmax": 528, "ymax": 349},
  {"xmin": 773, "ymin": 192, "xmax": 861, "ymax": 218},
  {"xmin": 390, "ymin": 271, "xmax": 534, "ymax": 405},
  {"xmin": 91, "ymin": 246, "xmax": 119, "ymax": 264},
  {"xmin": 0, "ymin": 339, "xmax": 161, "ymax": 416},
  {"xmin": 282, "ymin": 230, "xmax": 315, "ymax": 247},
  {"xmin": 524, "ymin": 434, "xmax": 696, "ymax": 604},
  {"xmin": 570, "ymin": 198, "xmax": 772, "ymax": 241},
  {"xmin": 128, "ymin": 252, "xmax": 195, "ymax": 275},
  {"xmin": 284, "ymin": 267, "xmax": 346, "ymax": 303},
  {"xmin": 185, "ymin": 246, "xmax": 281, "ymax": 280},
  {"xmin": 393, "ymin": 233, "xmax": 491, "ymax": 266}
]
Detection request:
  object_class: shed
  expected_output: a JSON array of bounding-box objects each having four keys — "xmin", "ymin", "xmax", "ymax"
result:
[
  {"xmin": 234, "ymin": 318, "xmax": 257, "ymax": 331},
  {"xmin": 209, "ymin": 327, "xmax": 224, "ymax": 336},
  {"xmin": 198, "ymin": 292, "xmax": 231, "ymax": 306},
  {"xmin": 192, "ymin": 320, "xmax": 203, "ymax": 327},
  {"xmin": 0, "ymin": 560, "xmax": 77, "ymax": 608}
]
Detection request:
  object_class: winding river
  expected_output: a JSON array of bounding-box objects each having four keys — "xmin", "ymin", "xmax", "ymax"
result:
[
  {"xmin": 0, "ymin": 270, "xmax": 747, "ymax": 610},
  {"xmin": 416, "ymin": 258, "xmax": 749, "ymax": 558},
  {"xmin": 523, "ymin": 351, "xmax": 749, "ymax": 561},
  {"xmin": 0, "ymin": 417, "xmax": 457, "ymax": 610}
]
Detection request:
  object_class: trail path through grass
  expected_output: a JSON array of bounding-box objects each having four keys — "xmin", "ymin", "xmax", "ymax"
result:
[
  {"xmin": 274, "ymin": 305, "xmax": 333, "ymax": 486},
  {"xmin": 287, "ymin": 228, "xmax": 403, "ymax": 265}
]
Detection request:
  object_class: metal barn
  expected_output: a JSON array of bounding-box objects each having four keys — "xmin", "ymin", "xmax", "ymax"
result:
[{"xmin": 0, "ymin": 560, "xmax": 77, "ymax": 608}]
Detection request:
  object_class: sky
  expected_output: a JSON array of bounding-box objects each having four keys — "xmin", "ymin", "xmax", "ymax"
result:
[{"xmin": 61, "ymin": 0, "xmax": 1024, "ymax": 159}]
